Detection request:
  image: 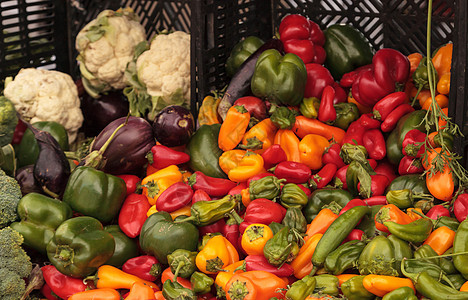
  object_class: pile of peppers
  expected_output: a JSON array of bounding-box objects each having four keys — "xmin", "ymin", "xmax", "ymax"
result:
[{"xmin": 8, "ymin": 11, "xmax": 468, "ymax": 300}]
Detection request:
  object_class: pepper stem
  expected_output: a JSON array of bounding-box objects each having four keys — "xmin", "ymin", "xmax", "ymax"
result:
[
  {"xmin": 172, "ymin": 260, "xmax": 185, "ymax": 283},
  {"xmin": 226, "ymin": 210, "xmax": 243, "ymax": 225}
]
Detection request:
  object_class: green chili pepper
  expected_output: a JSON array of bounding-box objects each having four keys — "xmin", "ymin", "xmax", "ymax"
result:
[
  {"xmin": 384, "ymin": 218, "xmax": 433, "ymax": 243},
  {"xmin": 249, "ymin": 176, "xmax": 284, "ymax": 200},
  {"xmin": 453, "ymin": 218, "xmax": 468, "ymax": 279},
  {"xmin": 386, "ymin": 189, "xmax": 434, "ymax": 210},
  {"xmin": 324, "ymin": 240, "xmax": 366, "ymax": 275},
  {"xmin": 299, "ymin": 97, "xmax": 320, "ymax": 119},
  {"xmin": 303, "ymin": 188, "xmax": 353, "ymax": 222},
  {"xmin": 104, "ymin": 225, "xmax": 139, "ymax": 268},
  {"xmin": 402, "ymin": 259, "xmax": 455, "ymax": 288},
  {"xmin": 177, "ymin": 195, "xmax": 239, "ymax": 226},
  {"xmin": 190, "ymin": 271, "xmax": 214, "ymax": 295},
  {"xmin": 414, "ymin": 244, "xmax": 441, "ymax": 267},
  {"xmin": 285, "ymin": 275, "xmax": 316, "ymax": 300},
  {"xmin": 341, "ymin": 275, "xmax": 375, "ymax": 300},
  {"xmin": 313, "ymin": 274, "xmax": 340, "ymax": 296},
  {"xmin": 440, "ymin": 247, "xmax": 458, "ymax": 275},
  {"xmin": 225, "ymin": 36, "xmax": 264, "ymax": 77},
  {"xmin": 435, "ymin": 216, "xmax": 460, "ymax": 232},
  {"xmin": 382, "ymin": 286, "xmax": 417, "ymax": 300},
  {"xmin": 167, "ymin": 249, "xmax": 197, "ymax": 279},
  {"xmin": 162, "ymin": 262, "xmax": 197, "ymax": 300},
  {"xmin": 447, "ymin": 274, "xmax": 467, "ymax": 290},
  {"xmin": 333, "ymin": 102, "xmax": 360, "ymax": 130}
]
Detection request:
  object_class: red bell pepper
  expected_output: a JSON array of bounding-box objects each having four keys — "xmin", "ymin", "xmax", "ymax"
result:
[
  {"xmin": 372, "ymin": 91, "xmax": 408, "ymax": 121},
  {"xmin": 192, "ymin": 189, "xmax": 212, "ymax": 204},
  {"xmin": 122, "ymin": 255, "xmax": 161, "ymax": 282},
  {"xmin": 339, "ymin": 199, "xmax": 366, "ymax": 216},
  {"xmin": 298, "ymin": 183, "xmax": 312, "ymax": 197},
  {"xmin": 359, "ymin": 113, "xmax": 382, "ymax": 130},
  {"xmin": 279, "ymin": 14, "xmax": 326, "ymax": 64},
  {"xmin": 228, "ymin": 182, "xmax": 248, "ymax": 196},
  {"xmin": 41, "ymin": 265, "xmax": 91, "ymax": 300},
  {"xmin": 41, "ymin": 283, "xmax": 59, "ymax": 300},
  {"xmin": 340, "ymin": 64, "xmax": 372, "ymax": 88},
  {"xmin": 358, "ymin": 174, "xmax": 390, "ymax": 197},
  {"xmin": 368, "ymin": 159, "xmax": 378, "ymax": 170},
  {"xmin": 426, "ymin": 205, "xmax": 450, "ymax": 220},
  {"xmin": 239, "ymin": 198, "xmax": 287, "ymax": 233},
  {"xmin": 374, "ymin": 160, "xmax": 398, "ymax": 183},
  {"xmin": 116, "ymin": 174, "xmax": 141, "ymax": 196},
  {"xmin": 149, "ymin": 144, "xmax": 190, "ymax": 169},
  {"xmin": 343, "ymin": 229, "xmax": 365, "ymax": 243},
  {"xmin": 199, "ymin": 218, "xmax": 226, "ymax": 236},
  {"xmin": 380, "ymin": 103, "xmax": 415, "ymax": 132},
  {"xmin": 273, "ymin": 161, "xmax": 311, "ymax": 184},
  {"xmin": 362, "ymin": 129, "xmax": 386, "ymax": 161},
  {"xmin": 118, "ymin": 193, "xmax": 151, "ymax": 238},
  {"xmin": 402, "ymin": 129, "xmax": 427, "ymax": 158},
  {"xmin": 335, "ymin": 165, "xmax": 349, "ymax": 190},
  {"xmin": 398, "ymin": 156, "xmax": 424, "ymax": 175},
  {"xmin": 318, "ymin": 85, "xmax": 337, "ymax": 123},
  {"xmin": 343, "ymin": 120, "xmax": 366, "ymax": 146},
  {"xmin": 352, "ymin": 48, "xmax": 410, "ymax": 107},
  {"xmin": 322, "ymin": 143, "xmax": 345, "ymax": 169},
  {"xmin": 156, "ymin": 181, "xmax": 194, "ymax": 213},
  {"xmin": 304, "ymin": 63, "xmax": 335, "ymax": 98},
  {"xmin": 244, "ymin": 255, "xmax": 294, "ymax": 277},
  {"xmin": 453, "ymin": 193, "xmax": 468, "ymax": 222},
  {"xmin": 332, "ymin": 82, "xmax": 348, "ymax": 104},
  {"xmin": 364, "ymin": 195, "xmax": 388, "ymax": 206},
  {"xmin": 261, "ymin": 144, "xmax": 287, "ymax": 169},
  {"xmin": 310, "ymin": 163, "xmax": 338, "ymax": 189},
  {"xmin": 188, "ymin": 171, "xmax": 237, "ymax": 197}
]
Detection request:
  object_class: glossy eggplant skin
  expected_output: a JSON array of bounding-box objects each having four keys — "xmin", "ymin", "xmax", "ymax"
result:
[
  {"xmin": 91, "ymin": 116, "xmax": 155, "ymax": 175},
  {"xmin": 15, "ymin": 165, "xmax": 44, "ymax": 196},
  {"xmin": 153, "ymin": 105, "xmax": 195, "ymax": 147}
]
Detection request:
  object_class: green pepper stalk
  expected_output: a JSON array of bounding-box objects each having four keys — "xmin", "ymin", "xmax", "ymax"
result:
[
  {"xmin": 167, "ymin": 249, "xmax": 197, "ymax": 279},
  {"xmin": 175, "ymin": 195, "xmax": 239, "ymax": 226},
  {"xmin": 162, "ymin": 258, "xmax": 197, "ymax": 300},
  {"xmin": 285, "ymin": 275, "xmax": 316, "ymax": 300},
  {"xmin": 190, "ymin": 271, "xmax": 214, "ymax": 295}
]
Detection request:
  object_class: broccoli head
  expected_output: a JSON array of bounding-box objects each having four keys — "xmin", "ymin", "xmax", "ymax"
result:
[
  {"xmin": 0, "ymin": 96, "xmax": 18, "ymax": 147},
  {"xmin": 0, "ymin": 168, "xmax": 22, "ymax": 228},
  {"xmin": 0, "ymin": 227, "xmax": 32, "ymax": 300}
]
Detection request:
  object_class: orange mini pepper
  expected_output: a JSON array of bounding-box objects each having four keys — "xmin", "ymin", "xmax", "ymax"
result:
[
  {"xmin": 290, "ymin": 233, "xmax": 323, "ymax": 279},
  {"xmin": 215, "ymin": 260, "xmax": 245, "ymax": 298},
  {"xmin": 125, "ymin": 281, "xmax": 157, "ymax": 300},
  {"xmin": 304, "ymin": 208, "xmax": 338, "ymax": 241},
  {"xmin": 196, "ymin": 235, "xmax": 239, "ymax": 274},
  {"xmin": 90, "ymin": 265, "xmax": 159, "ymax": 290},
  {"xmin": 437, "ymin": 73, "xmax": 451, "ymax": 95},
  {"xmin": 224, "ymin": 270, "xmax": 287, "ymax": 300},
  {"xmin": 141, "ymin": 165, "xmax": 183, "ymax": 205},
  {"xmin": 432, "ymin": 42, "xmax": 453, "ymax": 76},
  {"xmin": 241, "ymin": 118, "xmax": 278, "ymax": 154},
  {"xmin": 228, "ymin": 152, "xmax": 264, "ymax": 183},
  {"xmin": 241, "ymin": 223, "xmax": 274, "ymax": 256},
  {"xmin": 460, "ymin": 280, "xmax": 468, "ymax": 292},
  {"xmin": 274, "ymin": 129, "xmax": 301, "ymax": 162},
  {"xmin": 170, "ymin": 205, "xmax": 192, "ymax": 220},
  {"xmin": 219, "ymin": 149, "xmax": 246, "ymax": 174},
  {"xmin": 337, "ymin": 274, "xmax": 359, "ymax": 287},
  {"xmin": 362, "ymin": 274, "xmax": 415, "ymax": 297},
  {"xmin": 406, "ymin": 207, "xmax": 424, "ymax": 221},
  {"xmin": 293, "ymin": 115, "xmax": 346, "ymax": 144},
  {"xmin": 299, "ymin": 134, "xmax": 330, "ymax": 170},
  {"xmin": 154, "ymin": 291, "xmax": 166, "ymax": 300},
  {"xmin": 198, "ymin": 94, "xmax": 222, "ymax": 126},
  {"xmin": 408, "ymin": 52, "xmax": 423, "ymax": 76},
  {"xmin": 423, "ymin": 226, "xmax": 456, "ymax": 255},
  {"xmin": 422, "ymin": 94, "xmax": 449, "ymax": 111},
  {"xmin": 374, "ymin": 204, "xmax": 413, "ymax": 233},
  {"xmin": 68, "ymin": 288, "xmax": 121, "ymax": 300},
  {"xmin": 218, "ymin": 105, "xmax": 251, "ymax": 151},
  {"xmin": 161, "ymin": 267, "xmax": 191, "ymax": 289}
]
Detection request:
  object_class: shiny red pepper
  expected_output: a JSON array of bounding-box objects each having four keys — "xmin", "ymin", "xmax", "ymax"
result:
[
  {"xmin": 398, "ymin": 156, "xmax": 424, "ymax": 175},
  {"xmin": 199, "ymin": 218, "xmax": 227, "ymax": 236},
  {"xmin": 244, "ymin": 255, "xmax": 294, "ymax": 277},
  {"xmin": 304, "ymin": 63, "xmax": 335, "ymax": 98},
  {"xmin": 343, "ymin": 120, "xmax": 366, "ymax": 146},
  {"xmin": 343, "ymin": 229, "xmax": 365, "ymax": 243},
  {"xmin": 374, "ymin": 160, "xmax": 398, "ymax": 183},
  {"xmin": 402, "ymin": 129, "xmax": 427, "ymax": 158},
  {"xmin": 339, "ymin": 199, "xmax": 366, "ymax": 215},
  {"xmin": 261, "ymin": 144, "xmax": 288, "ymax": 169},
  {"xmin": 368, "ymin": 159, "xmax": 378, "ymax": 170},
  {"xmin": 156, "ymin": 181, "xmax": 194, "ymax": 213},
  {"xmin": 118, "ymin": 193, "xmax": 151, "ymax": 238},
  {"xmin": 318, "ymin": 85, "xmax": 337, "ymax": 123},
  {"xmin": 116, "ymin": 174, "xmax": 141, "ymax": 196},
  {"xmin": 41, "ymin": 265, "xmax": 91, "ymax": 299},
  {"xmin": 223, "ymin": 212, "xmax": 243, "ymax": 255},
  {"xmin": 453, "ymin": 193, "xmax": 468, "ymax": 222},
  {"xmin": 359, "ymin": 113, "xmax": 382, "ymax": 130},
  {"xmin": 273, "ymin": 161, "xmax": 311, "ymax": 184},
  {"xmin": 239, "ymin": 198, "xmax": 287, "ymax": 233},
  {"xmin": 122, "ymin": 255, "xmax": 161, "ymax": 282},
  {"xmin": 150, "ymin": 144, "xmax": 190, "ymax": 169},
  {"xmin": 310, "ymin": 163, "xmax": 338, "ymax": 189},
  {"xmin": 188, "ymin": 171, "xmax": 237, "ymax": 197},
  {"xmin": 298, "ymin": 183, "xmax": 312, "ymax": 197},
  {"xmin": 41, "ymin": 283, "xmax": 59, "ymax": 300},
  {"xmin": 332, "ymin": 82, "xmax": 348, "ymax": 104},
  {"xmin": 340, "ymin": 64, "xmax": 372, "ymax": 88},
  {"xmin": 279, "ymin": 14, "xmax": 326, "ymax": 64},
  {"xmin": 335, "ymin": 165, "xmax": 349, "ymax": 189},
  {"xmin": 357, "ymin": 174, "xmax": 389, "ymax": 197},
  {"xmin": 364, "ymin": 195, "xmax": 388, "ymax": 206},
  {"xmin": 362, "ymin": 129, "xmax": 386, "ymax": 161},
  {"xmin": 372, "ymin": 91, "xmax": 408, "ymax": 121},
  {"xmin": 228, "ymin": 182, "xmax": 248, "ymax": 197},
  {"xmin": 322, "ymin": 143, "xmax": 345, "ymax": 169},
  {"xmin": 426, "ymin": 205, "xmax": 450, "ymax": 220},
  {"xmin": 192, "ymin": 189, "xmax": 212, "ymax": 204},
  {"xmin": 381, "ymin": 103, "xmax": 415, "ymax": 132}
]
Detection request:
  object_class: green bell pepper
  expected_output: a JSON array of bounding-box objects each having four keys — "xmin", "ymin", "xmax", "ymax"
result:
[
  {"xmin": 313, "ymin": 274, "xmax": 340, "ymax": 296},
  {"xmin": 187, "ymin": 124, "xmax": 226, "ymax": 179},
  {"xmin": 384, "ymin": 218, "xmax": 433, "ymax": 243},
  {"xmin": 280, "ymin": 183, "xmax": 308, "ymax": 208},
  {"xmin": 62, "ymin": 166, "xmax": 127, "ymax": 223},
  {"xmin": 324, "ymin": 240, "xmax": 366, "ymax": 275},
  {"xmin": 167, "ymin": 249, "xmax": 197, "ymax": 279},
  {"xmin": 382, "ymin": 286, "xmax": 417, "ymax": 300},
  {"xmin": 323, "ymin": 24, "xmax": 374, "ymax": 80},
  {"xmin": 333, "ymin": 102, "xmax": 360, "ymax": 130},
  {"xmin": 249, "ymin": 176, "xmax": 284, "ymax": 200},
  {"xmin": 104, "ymin": 225, "xmax": 138, "ymax": 268},
  {"xmin": 263, "ymin": 226, "xmax": 293, "ymax": 267},
  {"xmin": 11, "ymin": 192, "xmax": 72, "ymax": 254},
  {"xmin": 46, "ymin": 216, "xmax": 115, "ymax": 278},
  {"xmin": 140, "ymin": 211, "xmax": 199, "ymax": 265},
  {"xmin": 17, "ymin": 121, "xmax": 69, "ymax": 168},
  {"xmin": 190, "ymin": 271, "xmax": 214, "ymax": 295},
  {"xmin": 303, "ymin": 188, "xmax": 353, "ymax": 222},
  {"xmin": 285, "ymin": 275, "xmax": 316, "ymax": 300},
  {"xmin": 251, "ymin": 49, "xmax": 307, "ymax": 106},
  {"xmin": 386, "ymin": 174, "xmax": 429, "ymax": 195},
  {"xmin": 225, "ymin": 36, "xmax": 264, "ymax": 77},
  {"xmin": 341, "ymin": 275, "xmax": 375, "ymax": 300}
]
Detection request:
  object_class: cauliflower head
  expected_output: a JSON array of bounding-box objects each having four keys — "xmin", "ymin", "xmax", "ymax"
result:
[
  {"xmin": 76, "ymin": 7, "xmax": 147, "ymax": 97},
  {"xmin": 124, "ymin": 31, "xmax": 190, "ymax": 121},
  {"xmin": 3, "ymin": 68, "xmax": 83, "ymax": 143}
]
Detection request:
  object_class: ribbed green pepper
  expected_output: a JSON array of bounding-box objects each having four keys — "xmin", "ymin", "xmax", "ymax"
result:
[
  {"xmin": 382, "ymin": 286, "xmax": 417, "ymax": 300},
  {"xmin": 282, "ymin": 206, "xmax": 307, "ymax": 234},
  {"xmin": 341, "ymin": 275, "xmax": 375, "ymax": 300},
  {"xmin": 414, "ymin": 244, "xmax": 440, "ymax": 266},
  {"xmin": 285, "ymin": 275, "xmax": 316, "ymax": 300},
  {"xmin": 447, "ymin": 274, "xmax": 466, "ymax": 290},
  {"xmin": 303, "ymin": 188, "xmax": 353, "ymax": 222},
  {"xmin": 167, "ymin": 249, "xmax": 197, "ymax": 279},
  {"xmin": 280, "ymin": 183, "xmax": 308, "ymax": 208},
  {"xmin": 313, "ymin": 274, "xmax": 340, "ymax": 296},
  {"xmin": 384, "ymin": 218, "xmax": 433, "ymax": 243},
  {"xmin": 225, "ymin": 36, "xmax": 264, "ymax": 77},
  {"xmin": 386, "ymin": 189, "xmax": 433, "ymax": 210},
  {"xmin": 435, "ymin": 216, "xmax": 460, "ymax": 232},
  {"xmin": 386, "ymin": 174, "xmax": 429, "ymax": 195},
  {"xmin": 190, "ymin": 271, "xmax": 214, "ymax": 295},
  {"xmin": 163, "ymin": 278, "xmax": 197, "ymax": 300},
  {"xmin": 104, "ymin": 225, "xmax": 138, "ymax": 268},
  {"xmin": 440, "ymin": 247, "xmax": 458, "ymax": 274},
  {"xmin": 333, "ymin": 102, "xmax": 360, "ymax": 130},
  {"xmin": 402, "ymin": 259, "xmax": 455, "ymax": 288},
  {"xmin": 249, "ymin": 176, "xmax": 284, "ymax": 200},
  {"xmin": 177, "ymin": 194, "xmax": 239, "ymax": 226},
  {"xmin": 453, "ymin": 218, "xmax": 468, "ymax": 279},
  {"xmin": 324, "ymin": 240, "xmax": 366, "ymax": 275},
  {"xmin": 263, "ymin": 226, "xmax": 292, "ymax": 267}
]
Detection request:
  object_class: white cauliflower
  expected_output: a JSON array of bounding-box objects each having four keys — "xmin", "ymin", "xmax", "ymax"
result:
[
  {"xmin": 76, "ymin": 7, "xmax": 146, "ymax": 97},
  {"xmin": 3, "ymin": 68, "xmax": 84, "ymax": 143},
  {"xmin": 124, "ymin": 31, "xmax": 190, "ymax": 121}
]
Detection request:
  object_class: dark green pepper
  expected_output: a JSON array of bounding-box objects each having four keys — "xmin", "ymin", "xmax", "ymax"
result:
[
  {"xmin": 268, "ymin": 222, "xmax": 286, "ymax": 235},
  {"xmin": 0, "ymin": 144, "xmax": 16, "ymax": 177},
  {"xmin": 313, "ymin": 274, "xmax": 340, "ymax": 296},
  {"xmin": 324, "ymin": 240, "xmax": 366, "ymax": 275},
  {"xmin": 251, "ymin": 49, "xmax": 307, "ymax": 106},
  {"xmin": 386, "ymin": 189, "xmax": 433, "ymax": 210},
  {"xmin": 187, "ymin": 124, "xmax": 227, "ymax": 179},
  {"xmin": 46, "ymin": 216, "xmax": 115, "ymax": 278},
  {"xmin": 384, "ymin": 218, "xmax": 433, "ymax": 243},
  {"xmin": 323, "ymin": 24, "xmax": 374, "ymax": 80},
  {"xmin": 176, "ymin": 194, "xmax": 239, "ymax": 226},
  {"xmin": 163, "ymin": 277, "xmax": 197, "ymax": 300},
  {"xmin": 303, "ymin": 188, "xmax": 353, "ymax": 223},
  {"xmin": 435, "ymin": 216, "xmax": 460, "ymax": 232},
  {"xmin": 333, "ymin": 102, "xmax": 360, "ymax": 130},
  {"xmin": 453, "ymin": 218, "xmax": 468, "ymax": 279},
  {"xmin": 62, "ymin": 166, "xmax": 126, "ymax": 223},
  {"xmin": 432, "ymin": 131, "xmax": 454, "ymax": 151},
  {"xmin": 270, "ymin": 106, "xmax": 297, "ymax": 129},
  {"xmin": 167, "ymin": 249, "xmax": 197, "ymax": 279},
  {"xmin": 140, "ymin": 211, "xmax": 199, "ymax": 264},
  {"xmin": 357, "ymin": 204, "xmax": 384, "ymax": 238},
  {"xmin": 414, "ymin": 244, "xmax": 441, "ymax": 266},
  {"xmin": 17, "ymin": 121, "xmax": 69, "ymax": 168},
  {"xmin": 285, "ymin": 274, "xmax": 316, "ymax": 300},
  {"xmin": 190, "ymin": 271, "xmax": 214, "ymax": 295},
  {"xmin": 225, "ymin": 36, "xmax": 264, "ymax": 77},
  {"xmin": 249, "ymin": 176, "xmax": 284, "ymax": 200},
  {"xmin": 11, "ymin": 192, "xmax": 72, "ymax": 254},
  {"xmin": 282, "ymin": 206, "xmax": 307, "ymax": 234},
  {"xmin": 341, "ymin": 275, "xmax": 375, "ymax": 300},
  {"xmin": 263, "ymin": 226, "xmax": 292, "ymax": 267},
  {"xmin": 440, "ymin": 247, "xmax": 458, "ymax": 275},
  {"xmin": 299, "ymin": 97, "xmax": 320, "ymax": 119},
  {"xmin": 104, "ymin": 225, "xmax": 138, "ymax": 268},
  {"xmin": 280, "ymin": 183, "xmax": 308, "ymax": 208},
  {"xmin": 386, "ymin": 174, "xmax": 429, "ymax": 195},
  {"xmin": 382, "ymin": 286, "xmax": 417, "ymax": 300},
  {"xmin": 446, "ymin": 274, "xmax": 467, "ymax": 290}
]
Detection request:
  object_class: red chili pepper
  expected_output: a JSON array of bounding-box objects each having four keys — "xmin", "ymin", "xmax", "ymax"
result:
[
  {"xmin": 192, "ymin": 189, "xmax": 212, "ymax": 204},
  {"xmin": 322, "ymin": 143, "xmax": 345, "ymax": 169},
  {"xmin": 398, "ymin": 156, "xmax": 424, "ymax": 175},
  {"xmin": 228, "ymin": 182, "xmax": 248, "ymax": 196},
  {"xmin": 11, "ymin": 119, "xmax": 28, "ymax": 145},
  {"xmin": 247, "ymin": 172, "xmax": 276, "ymax": 186},
  {"xmin": 359, "ymin": 113, "xmax": 381, "ymax": 130},
  {"xmin": 298, "ymin": 183, "xmax": 312, "ymax": 197},
  {"xmin": 156, "ymin": 182, "xmax": 194, "ymax": 213},
  {"xmin": 368, "ymin": 159, "xmax": 378, "ymax": 170},
  {"xmin": 261, "ymin": 144, "xmax": 288, "ymax": 169},
  {"xmin": 116, "ymin": 174, "xmax": 141, "ymax": 196},
  {"xmin": 118, "ymin": 193, "xmax": 151, "ymax": 238},
  {"xmin": 304, "ymin": 63, "xmax": 335, "ymax": 98},
  {"xmin": 279, "ymin": 14, "xmax": 325, "ymax": 64},
  {"xmin": 453, "ymin": 193, "xmax": 468, "ymax": 222},
  {"xmin": 343, "ymin": 120, "xmax": 366, "ymax": 146},
  {"xmin": 335, "ymin": 165, "xmax": 349, "ymax": 190},
  {"xmin": 339, "ymin": 199, "xmax": 366, "ymax": 216},
  {"xmin": 332, "ymin": 82, "xmax": 348, "ymax": 104},
  {"xmin": 402, "ymin": 129, "xmax": 427, "ymax": 158},
  {"xmin": 199, "ymin": 218, "xmax": 227, "ymax": 236},
  {"xmin": 273, "ymin": 161, "xmax": 311, "ymax": 184},
  {"xmin": 380, "ymin": 104, "xmax": 415, "ymax": 132},
  {"xmin": 426, "ymin": 205, "xmax": 450, "ymax": 220},
  {"xmin": 310, "ymin": 163, "xmax": 338, "ymax": 189},
  {"xmin": 364, "ymin": 195, "xmax": 388, "ymax": 206},
  {"xmin": 41, "ymin": 283, "xmax": 59, "ymax": 300},
  {"xmin": 188, "ymin": 171, "xmax": 237, "ymax": 197},
  {"xmin": 343, "ymin": 229, "xmax": 365, "ymax": 243},
  {"xmin": 374, "ymin": 160, "xmax": 398, "ymax": 183},
  {"xmin": 150, "ymin": 144, "xmax": 190, "ymax": 169},
  {"xmin": 362, "ymin": 129, "xmax": 386, "ymax": 161},
  {"xmin": 239, "ymin": 198, "xmax": 287, "ymax": 234},
  {"xmin": 318, "ymin": 85, "xmax": 337, "ymax": 123},
  {"xmin": 223, "ymin": 212, "xmax": 243, "ymax": 255},
  {"xmin": 41, "ymin": 265, "xmax": 91, "ymax": 299},
  {"xmin": 372, "ymin": 91, "xmax": 408, "ymax": 121},
  {"xmin": 244, "ymin": 255, "xmax": 294, "ymax": 277},
  {"xmin": 340, "ymin": 64, "xmax": 372, "ymax": 88},
  {"xmin": 122, "ymin": 255, "xmax": 161, "ymax": 282},
  {"xmin": 358, "ymin": 174, "xmax": 390, "ymax": 197}
]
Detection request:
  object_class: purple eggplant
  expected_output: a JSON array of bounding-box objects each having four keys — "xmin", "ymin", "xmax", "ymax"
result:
[
  {"xmin": 81, "ymin": 90, "xmax": 129, "ymax": 137},
  {"xmin": 15, "ymin": 165, "xmax": 44, "ymax": 196},
  {"xmin": 153, "ymin": 105, "xmax": 195, "ymax": 147},
  {"xmin": 91, "ymin": 116, "xmax": 155, "ymax": 175}
]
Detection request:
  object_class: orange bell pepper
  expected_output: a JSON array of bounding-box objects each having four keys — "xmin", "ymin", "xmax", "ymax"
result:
[
  {"xmin": 240, "ymin": 118, "xmax": 278, "ymax": 154},
  {"xmin": 228, "ymin": 152, "xmax": 264, "ymax": 183},
  {"xmin": 423, "ymin": 226, "xmax": 456, "ymax": 255},
  {"xmin": 196, "ymin": 235, "xmax": 239, "ymax": 274},
  {"xmin": 422, "ymin": 94, "xmax": 449, "ymax": 111},
  {"xmin": 161, "ymin": 267, "xmax": 191, "ymax": 289},
  {"xmin": 362, "ymin": 274, "xmax": 415, "ymax": 297},
  {"xmin": 293, "ymin": 116, "xmax": 346, "ymax": 144},
  {"xmin": 219, "ymin": 149, "xmax": 246, "ymax": 174},
  {"xmin": 337, "ymin": 274, "xmax": 359, "ymax": 286},
  {"xmin": 241, "ymin": 223, "xmax": 274, "ymax": 256},
  {"xmin": 91, "ymin": 265, "xmax": 159, "ymax": 290},
  {"xmin": 299, "ymin": 134, "xmax": 330, "ymax": 170},
  {"xmin": 274, "ymin": 129, "xmax": 301, "ymax": 162},
  {"xmin": 141, "ymin": 165, "xmax": 183, "ymax": 205},
  {"xmin": 215, "ymin": 260, "xmax": 245, "ymax": 299},
  {"xmin": 68, "ymin": 288, "xmax": 121, "ymax": 300},
  {"xmin": 125, "ymin": 282, "xmax": 157, "ymax": 300},
  {"xmin": 437, "ymin": 73, "xmax": 451, "ymax": 95},
  {"xmin": 408, "ymin": 52, "xmax": 423, "ymax": 76},
  {"xmin": 224, "ymin": 270, "xmax": 287, "ymax": 300},
  {"xmin": 290, "ymin": 233, "xmax": 323, "ymax": 279},
  {"xmin": 374, "ymin": 204, "xmax": 413, "ymax": 233},
  {"xmin": 198, "ymin": 94, "xmax": 222, "ymax": 125},
  {"xmin": 154, "ymin": 291, "xmax": 166, "ymax": 300},
  {"xmin": 304, "ymin": 208, "xmax": 338, "ymax": 242},
  {"xmin": 218, "ymin": 105, "xmax": 251, "ymax": 151},
  {"xmin": 432, "ymin": 42, "xmax": 453, "ymax": 76}
]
